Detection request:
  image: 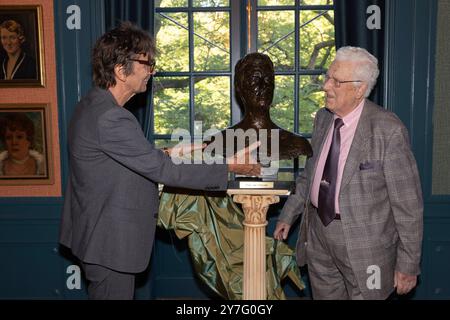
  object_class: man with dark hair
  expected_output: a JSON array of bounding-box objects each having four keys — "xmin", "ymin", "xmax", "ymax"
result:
[{"xmin": 59, "ymin": 22, "xmax": 259, "ymax": 300}]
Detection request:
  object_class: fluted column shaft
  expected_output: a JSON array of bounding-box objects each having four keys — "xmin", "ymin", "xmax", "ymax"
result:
[{"xmin": 233, "ymin": 195, "xmax": 280, "ymax": 300}]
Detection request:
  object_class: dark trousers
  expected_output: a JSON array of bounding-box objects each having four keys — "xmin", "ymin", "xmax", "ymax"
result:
[{"xmin": 81, "ymin": 262, "xmax": 135, "ymax": 300}]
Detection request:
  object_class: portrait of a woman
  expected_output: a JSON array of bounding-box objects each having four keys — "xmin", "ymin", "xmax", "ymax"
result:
[
  {"xmin": 0, "ymin": 113, "xmax": 45, "ymax": 177},
  {"xmin": 0, "ymin": 19, "xmax": 37, "ymax": 80}
]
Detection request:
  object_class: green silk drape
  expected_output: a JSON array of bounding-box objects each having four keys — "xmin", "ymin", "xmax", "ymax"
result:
[{"xmin": 158, "ymin": 188, "xmax": 304, "ymax": 300}]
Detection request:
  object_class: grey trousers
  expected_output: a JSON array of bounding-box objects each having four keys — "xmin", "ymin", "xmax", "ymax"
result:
[
  {"xmin": 306, "ymin": 211, "xmax": 364, "ymax": 300},
  {"xmin": 81, "ymin": 262, "xmax": 135, "ymax": 300}
]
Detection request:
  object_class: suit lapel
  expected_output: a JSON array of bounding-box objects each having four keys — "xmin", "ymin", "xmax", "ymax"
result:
[{"xmin": 340, "ymin": 100, "xmax": 373, "ymax": 193}]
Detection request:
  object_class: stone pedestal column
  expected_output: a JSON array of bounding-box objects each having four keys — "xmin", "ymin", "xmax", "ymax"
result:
[{"xmin": 233, "ymin": 194, "xmax": 279, "ymax": 300}]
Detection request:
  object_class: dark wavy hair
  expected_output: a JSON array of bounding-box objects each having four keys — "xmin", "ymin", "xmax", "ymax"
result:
[
  {"xmin": 92, "ymin": 21, "xmax": 156, "ymax": 89},
  {"xmin": 0, "ymin": 113, "xmax": 35, "ymax": 149}
]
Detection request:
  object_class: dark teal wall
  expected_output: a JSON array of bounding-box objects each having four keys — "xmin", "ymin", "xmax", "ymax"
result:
[
  {"xmin": 0, "ymin": 0, "xmax": 448, "ymax": 299},
  {"xmin": 385, "ymin": 0, "xmax": 450, "ymax": 299},
  {"xmin": 0, "ymin": 0, "xmax": 104, "ymax": 299}
]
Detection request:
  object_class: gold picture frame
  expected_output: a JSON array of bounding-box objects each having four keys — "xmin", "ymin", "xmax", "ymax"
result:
[
  {"xmin": 0, "ymin": 5, "xmax": 45, "ymax": 87},
  {"xmin": 0, "ymin": 104, "xmax": 53, "ymax": 185}
]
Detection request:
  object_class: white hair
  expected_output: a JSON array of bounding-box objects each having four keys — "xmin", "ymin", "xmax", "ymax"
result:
[{"xmin": 335, "ymin": 46, "xmax": 379, "ymax": 98}]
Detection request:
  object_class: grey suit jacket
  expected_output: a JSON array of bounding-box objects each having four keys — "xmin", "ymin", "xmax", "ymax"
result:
[
  {"xmin": 60, "ymin": 88, "xmax": 228, "ymax": 273},
  {"xmin": 278, "ymin": 100, "xmax": 423, "ymax": 299}
]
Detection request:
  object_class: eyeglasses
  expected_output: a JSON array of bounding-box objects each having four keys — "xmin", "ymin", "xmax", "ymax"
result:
[
  {"xmin": 129, "ymin": 58, "xmax": 156, "ymax": 72},
  {"xmin": 324, "ymin": 74, "xmax": 362, "ymax": 88}
]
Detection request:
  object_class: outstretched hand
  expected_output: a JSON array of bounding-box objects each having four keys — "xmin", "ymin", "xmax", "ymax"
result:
[
  {"xmin": 163, "ymin": 143, "xmax": 206, "ymax": 158},
  {"xmin": 227, "ymin": 141, "xmax": 261, "ymax": 176}
]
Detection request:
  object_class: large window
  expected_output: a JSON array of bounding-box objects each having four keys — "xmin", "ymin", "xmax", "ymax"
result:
[{"xmin": 152, "ymin": 0, "xmax": 335, "ymax": 172}]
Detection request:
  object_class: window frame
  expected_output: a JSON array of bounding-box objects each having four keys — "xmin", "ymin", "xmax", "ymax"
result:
[
  {"xmin": 151, "ymin": 0, "xmax": 240, "ymax": 143},
  {"xmin": 151, "ymin": 0, "xmax": 336, "ymax": 174}
]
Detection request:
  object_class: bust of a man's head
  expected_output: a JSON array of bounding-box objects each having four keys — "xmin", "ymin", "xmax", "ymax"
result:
[
  {"xmin": 205, "ymin": 52, "xmax": 312, "ymax": 160},
  {"xmin": 235, "ymin": 53, "xmax": 274, "ymax": 112}
]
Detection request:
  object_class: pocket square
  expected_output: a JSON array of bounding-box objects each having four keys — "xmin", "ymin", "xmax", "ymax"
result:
[{"xmin": 359, "ymin": 161, "xmax": 382, "ymax": 170}]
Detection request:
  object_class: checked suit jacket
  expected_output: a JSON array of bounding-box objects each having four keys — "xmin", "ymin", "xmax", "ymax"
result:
[
  {"xmin": 59, "ymin": 88, "xmax": 228, "ymax": 274},
  {"xmin": 278, "ymin": 100, "xmax": 423, "ymax": 299}
]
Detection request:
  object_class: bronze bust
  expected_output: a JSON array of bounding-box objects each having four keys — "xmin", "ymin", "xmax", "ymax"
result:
[{"xmin": 206, "ymin": 52, "xmax": 312, "ymax": 160}]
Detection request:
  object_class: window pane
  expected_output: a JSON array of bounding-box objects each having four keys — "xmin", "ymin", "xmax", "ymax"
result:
[
  {"xmin": 279, "ymin": 159, "xmax": 293, "ymax": 169},
  {"xmin": 298, "ymin": 154, "xmax": 307, "ymax": 168},
  {"xmin": 154, "ymin": 139, "xmax": 181, "ymax": 149},
  {"xmin": 270, "ymin": 75, "xmax": 295, "ymax": 131},
  {"xmin": 193, "ymin": 0, "xmax": 229, "ymax": 7},
  {"xmin": 258, "ymin": 0, "xmax": 295, "ymax": 5},
  {"xmin": 194, "ymin": 76, "xmax": 230, "ymax": 132},
  {"xmin": 258, "ymin": 10, "xmax": 295, "ymax": 71},
  {"xmin": 279, "ymin": 171, "xmax": 294, "ymax": 181},
  {"xmin": 298, "ymin": 75, "xmax": 324, "ymax": 134},
  {"xmin": 155, "ymin": 13, "xmax": 189, "ymax": 72},
  {"xmin": 300, "ymin": 10, "xmax": 335, "ymax": 70},
  {"xmin": 300, "ymin": 0, "xmax": 334, "ymax": 5},
  {"xmin": 157, "ymin": 0, "xmax": 188, "ymax": 8},
  {"xmin": 153, "ymin": 77, "xmax": 190, "ymax": 134},
  {"xmin": 193, "ymin": 12, "xmax": 230, "ymax": 71}
]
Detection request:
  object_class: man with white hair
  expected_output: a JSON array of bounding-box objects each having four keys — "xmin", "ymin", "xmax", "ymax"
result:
[{"xmin": 274, "ymin": 46, "xmax": 423, "ymax": 299}]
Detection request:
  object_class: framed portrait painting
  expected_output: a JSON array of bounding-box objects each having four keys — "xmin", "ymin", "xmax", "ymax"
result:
[
  {"xmin": 0, "ymin": 104, "xmax": 53, "ymax": 185},
  {"xmin": 0, "ymin": 5, "xmax": 45, "ymax": 87}
]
